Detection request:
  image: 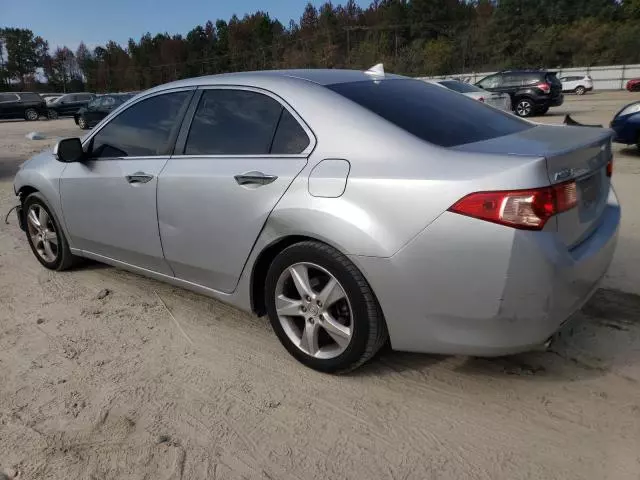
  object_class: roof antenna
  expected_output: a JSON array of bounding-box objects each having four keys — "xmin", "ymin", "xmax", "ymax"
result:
[{"xmin": 365, "ymin": 63, "xmax": 385, "ymax": 78}]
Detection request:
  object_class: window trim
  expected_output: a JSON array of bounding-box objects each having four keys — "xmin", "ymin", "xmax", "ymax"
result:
[
  {"xmin": 172, "ymin": 84, "xmax": 316, "ymax": 159},
  {"xmin": 81, "ymin": 87, "xmax": 196, "ymax": 159}
]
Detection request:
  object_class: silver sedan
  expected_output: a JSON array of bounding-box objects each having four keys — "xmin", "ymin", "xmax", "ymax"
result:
[
  {"xmin": 13, "ymin": 68, "xmax": 620, "ymax": 372},
  {"xmin": 426, "ymin": 79, "xmax": 512, "ymax": 111}
]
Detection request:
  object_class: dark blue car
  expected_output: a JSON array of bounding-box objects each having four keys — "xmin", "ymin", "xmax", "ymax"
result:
[{"xmin": 610, "ymin": 101, "xmax": 640, "ymax": 149}]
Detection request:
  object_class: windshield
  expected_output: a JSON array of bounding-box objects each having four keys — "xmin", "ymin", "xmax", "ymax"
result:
[
  {"xmin": 438, "ymin": 80, "xmax": 484, "ymax": 94},
  {"xmin": 327, "ymin": 79, "xmax": 532, "ymax": 147}
]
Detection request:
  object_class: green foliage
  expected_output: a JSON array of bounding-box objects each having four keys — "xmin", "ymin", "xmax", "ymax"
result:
[{"xmin": 1, "ymin": 0, "xmax": 640, "ymax": 92}]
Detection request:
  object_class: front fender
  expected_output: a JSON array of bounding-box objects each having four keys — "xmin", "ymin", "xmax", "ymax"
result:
[{"xmin": 13, "ymin": 151, "xmax": 73, "ymax": 247}]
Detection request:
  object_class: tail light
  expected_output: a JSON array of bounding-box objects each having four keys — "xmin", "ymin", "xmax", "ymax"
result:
[
  {"xmin": 448, "ymin": 181, "xmax": 577, "ymax": 230},
  {"xmin": 477, "ymin": 97, "xmax": 485, "ymax": 103},
  {"xmin": 536, "ymin": 82, "xmax": 551, "ymax": 94},
  {"xmin": 606, "ymin": 159, "xmax": 613, "ymax": 177}
]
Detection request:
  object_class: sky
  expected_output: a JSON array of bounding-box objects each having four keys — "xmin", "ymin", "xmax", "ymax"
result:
[{"xmin": 0, "ymin": 0, "xmax": 366, "ymax": 52}]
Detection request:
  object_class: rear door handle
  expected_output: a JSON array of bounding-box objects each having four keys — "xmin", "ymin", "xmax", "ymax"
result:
[
  {"xmin": 126, "ymin": 172, "xmax": 154, "ymax": 184},
  {"xmin": 234, "ymin": 172, "xmax": 278, "ymax": 186}
]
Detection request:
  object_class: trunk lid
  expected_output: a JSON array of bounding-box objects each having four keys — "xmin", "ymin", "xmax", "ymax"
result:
[{"xmin": 454, "ymin": 124, "xmax": 614, "ymax": 247}]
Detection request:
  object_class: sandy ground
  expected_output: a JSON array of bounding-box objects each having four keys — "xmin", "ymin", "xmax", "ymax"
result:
[{"xmin": 1, "ymin": 91, "xmax": 640, "ymax": 480}]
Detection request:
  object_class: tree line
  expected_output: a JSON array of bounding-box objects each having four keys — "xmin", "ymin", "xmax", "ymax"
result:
[{"xmin": 1, "ymin": 0, "xmax": 640, "ymax": 93}]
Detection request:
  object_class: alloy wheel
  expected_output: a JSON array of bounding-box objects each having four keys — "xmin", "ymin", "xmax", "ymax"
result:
[
  {"xmin": 516, "ymin": 100, "xmax": 532, "ymax": 117},
  {"xmin": 274, "ymin": 262, "xmax": 353, "ymax": 359},
  {"xmin": 26, "ymin": 204, "xmax": 59, "ymax": 263},
  {"xmin": 25, "ymin": 108, "xmax": 38, "ymax": 121},
  {"xmin": 576, "ymin": 86, "xmax": 586, "ymax": 95}
]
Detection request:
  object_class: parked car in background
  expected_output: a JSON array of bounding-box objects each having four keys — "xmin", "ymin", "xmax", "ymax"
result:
[
  {"xmin": 43, "ymin": 95, "xmax": 64, "ymax": 104},
  {"xmin": 626, "ymin": 78, "xmax": 640, "ymax": 92},
  {"xmin": 426, "ymin": 79, "xmax": 511, "ymax": 112},
  {"xmin": 47, "ymin": 93, "xmax": 95, "ymax": 119},
  {"xmin": 74, "ymin": 93, "xmax": 134, "ymax": 129},
  {"xmin": 476, "ymin": 70, "xmax": 564, "ymax": 117},
  {"xmin": 559, "ymin": 75, "xmax": 593, "ymax": 95},
  {"xmin": 0, "ymin": 92, "xmax": 47, "ymax": 121},
  {"xmin": 13, "ymin": 68, "xmax": 619, "ymax": 372},
  {"xmin": 610, "ymin": 101, "xmax": 640, "ymax": 150}
]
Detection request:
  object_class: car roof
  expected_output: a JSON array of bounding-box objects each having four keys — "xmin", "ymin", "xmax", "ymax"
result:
[{"xmin": 146, "ymin": 69, "xmax": 408, "ymax": 95}]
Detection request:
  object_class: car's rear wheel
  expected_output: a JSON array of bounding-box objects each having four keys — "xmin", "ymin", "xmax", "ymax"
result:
[
  {"xmin": 514, "ymin": 99, "xmax": 534, "ymax": 117},
  {"xmin": 24, "ymin": 108, "xmax": 39, "ymax": 121},
  {"xmin": 575, "ymin": 86, "xmax": 586, "ymax": 95},
  {"xmin": 77, "ymin": 116, "xmax": 88, "ymax": 129},
  {"xmin": 265, "ymin": 241, "xmax": 387, "ymax": 373},
  {"xmin": 47, "ymin": 109, "xmax": 58, "ymax": 120},
  {"xmin": 24, "ymin": 193, "xmax": 77, "ymax": 271}
]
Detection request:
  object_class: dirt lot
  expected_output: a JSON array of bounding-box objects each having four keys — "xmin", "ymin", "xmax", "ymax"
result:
[{"xmin": 1, "ymin": 91, "xmax": 640, "ymax": 480}]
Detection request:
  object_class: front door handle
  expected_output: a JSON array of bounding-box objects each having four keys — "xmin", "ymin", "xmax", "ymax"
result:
[
  {"xmin": 126, "ymin": 172, "xmax": 154, "ymax": 184},
  {"xmin": 234, "ymin": 171, "xmax": 278, "ymax": 186}
]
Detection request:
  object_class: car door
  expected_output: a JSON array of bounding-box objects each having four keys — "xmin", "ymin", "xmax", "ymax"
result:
[
  {"xmin": 158, "ymin": 87, "xmax": 314, "ymax": 293},
  {"xmin": 60, "ymin": 89, "xmax": 194, "ymax": 274}
]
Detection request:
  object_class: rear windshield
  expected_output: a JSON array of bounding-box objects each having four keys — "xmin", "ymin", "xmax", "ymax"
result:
[
  {"xmin": 327, "ymin": 79, "xmax": 532, "ymax": 147},
  {"xmin": 438, "ymin": 80, "xmax": 484, "ymax": 94}
]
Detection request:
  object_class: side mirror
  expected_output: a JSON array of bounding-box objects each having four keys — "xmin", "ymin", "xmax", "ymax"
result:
[{"xmin": 54, "ymin": 138, "xmax": 84, "ymax": 163}]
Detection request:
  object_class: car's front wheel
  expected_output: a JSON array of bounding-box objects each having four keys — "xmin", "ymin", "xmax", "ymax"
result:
[
  {"xmin": 575, "ymin": 86, "xmax": 586, "ymax": 95},
  {"xmin": 265, "ymin": 241, "xmax": 387, "ymax": 373},
  {"xmin": 23, "ymin": 193, "xmax": 77, "ymax": 271},
  {"xmin": 514, "ymin": 99, "xmax": 534, "ymax": 117},
  {"xmin": 77, "ymin": 116, "xmax": 89, "ymax": 129},
  {"xmin": 24, "ymin": 108, "xmax": 39, "ymax": 121}
]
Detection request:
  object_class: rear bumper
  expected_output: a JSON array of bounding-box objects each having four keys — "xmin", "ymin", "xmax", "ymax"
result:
[
  {"xmin": 550, "ymin": 94, "xmax": 564, "ymax": 106},
  {"xmin": 351, "ymin": 188, "xmax": 620, "ymax": 356}
]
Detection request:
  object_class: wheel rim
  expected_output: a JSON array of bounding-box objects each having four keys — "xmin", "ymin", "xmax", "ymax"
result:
[
  {"xmin": 576, "ymin": 87, "xmax": 585, "ymax": 95},
  {"xmin": 275, "ymin": 262, "xmax": 353, "ymax": 359},
  {"xmin": 78, "ymin": 117, "xmax": 87, "ymax": 128},
  {"xmin": 516, "ymin": 101, "xmax": 532, "ymax": 116},
  {"xmin": 26, "ymin": 109, "xmax": 38, "ymax": 120},
  {"xmin": 26, "ymin": 204, "xmax": 59, "ymax": 263}
]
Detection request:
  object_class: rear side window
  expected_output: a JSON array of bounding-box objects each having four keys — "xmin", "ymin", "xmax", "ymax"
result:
[
  {"xmin": 185, "ymin": 89, "xmax": 283, "ymax": 155},
  {"xmin": 328, "ymin": 79, "xmax": 532, "ymax": 148},
  {"xmin": 91, "ymin": 91, "xmax": 190, "ymax": 158},
  {"xmin": 438, "ymin": 80, "xmax": 483, "ymax": 93},
  {"xmin": 0, "ymin": 93, "xmax": 19, "ymax": 102},
  {"xmin": 18, "ymin": 92, "xmax": 42, "ymax": 101},
  {"xmin": 271, "ymin": 109, "xmax": 310, "ymax": 154}
]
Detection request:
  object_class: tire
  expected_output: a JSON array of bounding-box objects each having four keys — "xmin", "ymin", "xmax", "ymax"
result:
[
  {"xmin": 24, "ymin": 108, "xmax": 39, "ymax": 121},
  {"xmin": 47, "ymin": 109, "xmax": 59, "ymax": 120},
  {"xmin": 23, "ymin": 193, "xmax": 77, "ymax": 271},
  {"xmin": 535, "ymin": 106, "xmax": 549, "ymax": 115},
  {"xmin": 264, "ymin": 241, "xmax": 388, "ymax": 373},
  {"xmin": 575, "ymin": 86, "xmax": 586, "ymax": 96},
  {"xmin": 514, "ymin": 99, "xmax": 534, "ymax": 118},
  {"xmin": 77, "ymin": 116, "xmax": 89, "ymax": 129}
]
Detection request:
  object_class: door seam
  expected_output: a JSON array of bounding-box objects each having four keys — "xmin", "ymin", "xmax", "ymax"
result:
[{"xmin": 155, "ymin": 158, "xmax": 176, "ymax": 277}]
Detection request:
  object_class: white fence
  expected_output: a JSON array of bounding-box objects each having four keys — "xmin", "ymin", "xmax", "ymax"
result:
[{"xmin": 420, "ymin": 64, "xmax": 640, "ymax": 90}]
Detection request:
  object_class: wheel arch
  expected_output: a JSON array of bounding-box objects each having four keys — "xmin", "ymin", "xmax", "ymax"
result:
[{"xmin": 250, "ymin": 234, "xmax": 331, "ymax": 316}]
